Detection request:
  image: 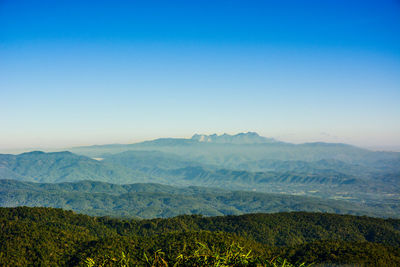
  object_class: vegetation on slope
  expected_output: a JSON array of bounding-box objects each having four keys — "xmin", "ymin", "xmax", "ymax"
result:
[
  {"xmin": 1, "ymin": 207, "xmax": 400, "ymax": 266},
  {"xmin": 1, "ymin": 179, "xmax": 397, "ymax": 218}
]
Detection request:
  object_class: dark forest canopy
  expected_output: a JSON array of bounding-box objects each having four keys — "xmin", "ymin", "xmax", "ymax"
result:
[{"xmin": 1, "ymin": 207, "xmax": 400, "ymax": 266}]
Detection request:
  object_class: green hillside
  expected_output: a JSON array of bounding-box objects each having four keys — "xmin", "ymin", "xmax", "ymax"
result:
[
  {"xmin": 1, "ymin": 179, "xmax": 398, "ymax": 218},
  {"xmin": 0, "ymin": 151, "xmax": 158, "ymax": 184},
  {"xmin": 1, "ymin": 207, "xmax": 399, "ymax": 266}
]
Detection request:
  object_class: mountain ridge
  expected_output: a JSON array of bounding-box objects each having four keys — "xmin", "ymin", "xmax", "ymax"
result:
[
  {"xmin": 69, "ymin": 132, "xmax": 367, "ymax": 153},
  {"xmin": 1, "ymin": 179, "xmax": 398, "ymax": 218},
  {"xmin": 191, "ymin": 132, "xmax": 278, "ymax": 144}
]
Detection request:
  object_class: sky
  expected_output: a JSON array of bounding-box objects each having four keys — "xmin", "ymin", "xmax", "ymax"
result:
[{"xmin": 1, "ymin": 0, "xmax": 400, "ymax": 152}]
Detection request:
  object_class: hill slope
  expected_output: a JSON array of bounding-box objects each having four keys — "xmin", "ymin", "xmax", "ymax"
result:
[
  {"xmin": 1, "ymin": 207, "xmax": 400, "ymax": 266},
  {"xmin": 0, "ymin": 151, "xmax": 158, "ymax": 184},
  {"xmin": 1, "ymin": 179, "xmax": 398, "ymax": 218}
]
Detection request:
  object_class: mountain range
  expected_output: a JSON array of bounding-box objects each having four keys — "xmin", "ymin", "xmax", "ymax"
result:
[
  {"xmin": 3, "ymin": 179, "xmax": 396, "ymax": 218},
  {"xmin": 1, "ymin": 132, "xmax": 399, "ymax": 218},
  {"xmin": 191, "ymin": 132, "xmax": 277, "ymax": 144}
]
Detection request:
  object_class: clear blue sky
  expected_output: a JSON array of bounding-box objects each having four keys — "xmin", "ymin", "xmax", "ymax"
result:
[{"xmin": 1, "ymin": 0, "xmax": 400, "ymax": 151}]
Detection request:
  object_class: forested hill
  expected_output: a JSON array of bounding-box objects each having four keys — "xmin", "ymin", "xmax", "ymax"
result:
[
  {"xmin": 1, "ymin": 148, "xmax": 399, "ymax": 208},
  {"xmin": 1, "ymin": 179, "xmax": 398, "ymax": 218},
  {"xmin": 1, "ymin": 207, "xmax": 400, "ymax": 266}
]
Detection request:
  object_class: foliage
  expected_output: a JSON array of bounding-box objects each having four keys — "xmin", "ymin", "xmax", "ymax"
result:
[
  {"xmin": 84, "ymin": 242, "xmax": 311, "ymax": 267},
  {"xmin": 0, "ymin": 207, "xmax": 400, "ymax": 266}
]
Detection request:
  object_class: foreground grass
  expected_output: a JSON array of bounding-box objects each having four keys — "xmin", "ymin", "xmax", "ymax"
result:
[{"xmin": 85, "ymin": 242, "xmax": 311, "ymax": 267}]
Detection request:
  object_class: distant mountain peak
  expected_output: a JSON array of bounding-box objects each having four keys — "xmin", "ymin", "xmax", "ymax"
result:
[
  {"xmin": 191, "ymin": 132, "xmax": 277, "ymax": 144},
  {"xmin": 20, "ymin": 151, "xmax": 46, "ymax": 155}
]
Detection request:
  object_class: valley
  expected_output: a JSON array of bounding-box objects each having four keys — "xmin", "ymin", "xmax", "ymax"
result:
[{"xmin": 1, "ymin": 133, "xmax": 399, "ymax": 220}]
